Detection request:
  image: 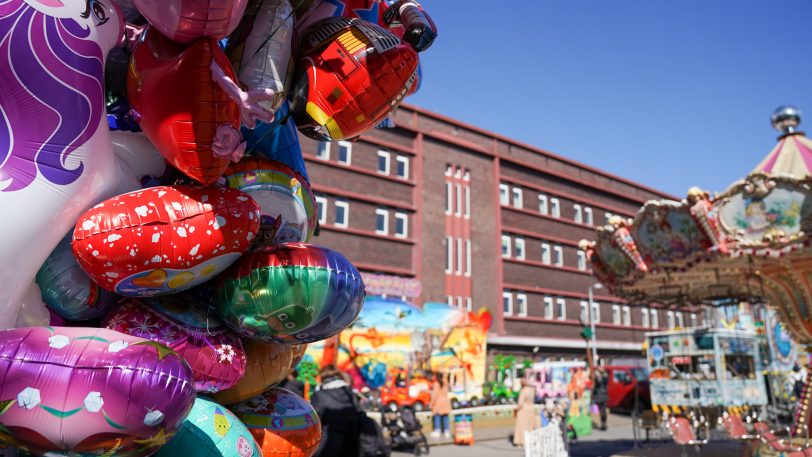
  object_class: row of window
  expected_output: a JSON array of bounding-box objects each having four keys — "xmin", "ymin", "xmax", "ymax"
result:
[
  {"xmin": 447, "ymin": 295, "xmax": 473, "ymax": 311},
  {"xmin": 445, "ymin": 168, "xmax": 471, "ymax": 218},
  {"xmin": 314, "ymin": 196, "xmax": 409, "ymax": 237},
  {"xmin": 316, "ymin": 142, "xmax": 410, "ymax": 179},
  {"xmin": 499, "ymin": 183, "xmax": 616, "ymax": 225},
  {"xmin": 445, "ymin": 237, "xmax": 472, "ymax": 276},
  {"xmin": 501, "ymin": 235, "xmax": 588, "ymax": 270}
]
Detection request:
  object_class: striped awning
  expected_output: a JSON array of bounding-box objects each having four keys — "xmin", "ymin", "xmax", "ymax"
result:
[{"xmin": 751, "ymin": 132, "xmax": 812, "ymax": 178}]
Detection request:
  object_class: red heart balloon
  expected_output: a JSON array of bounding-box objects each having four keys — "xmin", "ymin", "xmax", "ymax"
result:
[{"xmin": 128, "ymin": 28, "xmax": 241, "ymax": 185}]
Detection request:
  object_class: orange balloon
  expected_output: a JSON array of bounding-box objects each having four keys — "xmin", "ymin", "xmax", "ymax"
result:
[
  {"xmin": 213, "ymin": 340, "xmax": 302, "ymax": 404},
  {"xmin": 233, "ymin": 388, "xmax": 321, "ymax": 457}
]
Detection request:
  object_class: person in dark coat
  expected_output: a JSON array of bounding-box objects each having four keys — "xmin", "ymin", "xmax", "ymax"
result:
[
  {"xmin": 311, "ymin": 365, "xmax": 360, "ymax": 457},
  {"xmin": 279, "ymin": 369, "xmax": 306, "ymax": 398},
  {"xmin": 592, "ymin": 365, "xmax": 609, "ymax": 431}
]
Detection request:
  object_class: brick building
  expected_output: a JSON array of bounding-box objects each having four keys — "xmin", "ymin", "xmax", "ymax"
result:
[{"xmin": 302, "ymin": 103, "xmax": 693, "ymax": 361}]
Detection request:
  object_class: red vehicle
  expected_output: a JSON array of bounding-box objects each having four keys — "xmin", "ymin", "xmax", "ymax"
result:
[
  {"xmin": 606, "ymin": 366, "xmax": 651, "ymax": 411},
  {"xmin": 379, "ymin": 369, "xmax": 431, "ymax": 412}
]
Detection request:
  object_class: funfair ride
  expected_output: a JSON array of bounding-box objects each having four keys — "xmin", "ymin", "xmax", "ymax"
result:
[{"xmin": 580, "ymin": 106, "xmax": 812, "ymax": 434}]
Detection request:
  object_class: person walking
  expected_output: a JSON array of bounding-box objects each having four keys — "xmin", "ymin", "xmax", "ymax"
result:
[
  {"xmin": 311, "ymin": 365, "xmax": 360, "ymax": 457},
  {"xmin": 429, "ymin": 372, "xmax": 452, "ymax": 438},
  {"xmin": 512, "ymin": 379, "xmax": 540, "ymax": 446},
  {"xmin": 593, "ymin": 365, "xmax": 610, "ymax": 431}
]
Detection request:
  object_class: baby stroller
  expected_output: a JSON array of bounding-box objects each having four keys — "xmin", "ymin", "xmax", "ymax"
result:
[{"xmin": 382, "ymin": 406, "xmax": 430, "ymax": 456}]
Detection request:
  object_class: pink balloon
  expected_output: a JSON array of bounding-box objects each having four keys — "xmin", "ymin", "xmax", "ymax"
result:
[{"xmin": 133, "ymin": 0, "xmax": 248, "ymax": 44}]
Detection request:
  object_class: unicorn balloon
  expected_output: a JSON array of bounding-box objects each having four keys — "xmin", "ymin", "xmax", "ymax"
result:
[{"xmin": 0, "ymin": 0, "xmax": 124, "ymax": 328}]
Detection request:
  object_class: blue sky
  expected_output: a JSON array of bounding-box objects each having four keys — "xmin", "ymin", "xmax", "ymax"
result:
[{"xmin": 406, "ymin": 1, "xmax": 812, "ymax": 197}]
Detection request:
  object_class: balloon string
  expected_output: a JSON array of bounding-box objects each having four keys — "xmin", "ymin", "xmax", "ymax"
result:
[{"xmin": 249, "ymin": 7, "xmax": 297, "ymax": 61}]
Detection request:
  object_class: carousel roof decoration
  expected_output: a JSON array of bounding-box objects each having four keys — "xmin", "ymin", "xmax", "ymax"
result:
[{"xmin": 581, "ymin": 106, "xmax": 812, "ymax": 327}]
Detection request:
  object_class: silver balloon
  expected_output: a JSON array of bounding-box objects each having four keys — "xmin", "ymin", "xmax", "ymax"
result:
[
  {"xmin": 35, "ymin": 236, "xmax": 120, "ymax": 321},
  {"xmin": 232, "ymin": 0, "xmax": 295, "ymax": 111}
]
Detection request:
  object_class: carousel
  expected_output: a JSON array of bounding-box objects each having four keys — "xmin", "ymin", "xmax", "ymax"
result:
[{"xmin": 581, "ymin": 106, "xmax": 812, "ymax": 454}]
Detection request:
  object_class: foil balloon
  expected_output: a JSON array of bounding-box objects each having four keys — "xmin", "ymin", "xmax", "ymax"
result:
[
  {"xmin": 14, "ymin": 284, "xmax": 50, "ymax": 328},
  {"xmin": 242, "ymin": 101, "xmax": 310, "ymax": 181},
  {"xmin": 224, "ymin": 158, "xmax": 316, "ymax": 244},
  {"xmin": 228, "ymin": 0, "xmax": 295, "ymax": 111},
  {"xmin": 215, "ymin": 243, "xmax": 365, "ymax": 343},
  {"xmin": 213, "ymin": 340, "xmax": 303, "ymax": 405},
  {"xmin": 109, "ymin": 130, "xmax": 168, "ymax": 195},
  {"xmin": 36, "ymin": 236, "xmax": 120, "ymax": 321},
  {"xmin": 291, "ymin": 17, "xmax": 418, "ymax": 141},
  {"xmin": 232, "ymin": 388, "xmax": 321, "ymax": 457},
  {"xmin": 128, "ymin": 28, "xmax": 272, "ymax": 184},
  {"xmin": 0, "ymin": 0, "xmax": 123, "ymax": 329},
  {"xmin": 0, "ymin": 327, "xmax": 195, "ymax": 456},
  {"xmin": 381, "ymin": 0, "xmax": 437, "ymax": 52},
  {"xmin": 155, "ymin": 397, "xmax": 261, "ymax": 457},
  {"xmin": 104, "ymin": 297, "xmax": 247, "ymax": 393},
  {"xmin": 72, "ymin": 185, "xmax": 261, "ymax": 296},
  {"xmin": 133, "ymin": 0, "xmax": 248, "ymax": 45}
]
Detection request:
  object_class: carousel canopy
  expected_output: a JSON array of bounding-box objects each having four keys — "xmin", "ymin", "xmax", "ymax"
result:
[{"xmin": 581, "ymin": 106, "xmax": 812, "ymax": 345}]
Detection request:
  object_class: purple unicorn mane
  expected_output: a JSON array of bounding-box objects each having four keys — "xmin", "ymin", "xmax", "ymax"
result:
[{"xmin": 0, "ymin": 0, "xmax": 105, "ymax": 192}]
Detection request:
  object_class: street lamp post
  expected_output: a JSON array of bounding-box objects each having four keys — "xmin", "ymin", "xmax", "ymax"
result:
[{"xmin": 588, "ymin": 283, "xmax": 603, "ymax": 364}]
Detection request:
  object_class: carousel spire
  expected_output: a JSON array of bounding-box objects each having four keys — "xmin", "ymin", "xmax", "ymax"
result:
[{"xmin": 751, "ymin": 105, "xmax": 812, "ymax": 178}]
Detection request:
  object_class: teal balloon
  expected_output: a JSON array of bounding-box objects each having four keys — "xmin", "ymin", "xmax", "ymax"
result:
[
  {"xmin": 157, "ymin": 397, "xmax": 261, "ymax": 457},
  {"xmin": 35, "ymin": 236, "xmax": 120, "ymax": 320}
]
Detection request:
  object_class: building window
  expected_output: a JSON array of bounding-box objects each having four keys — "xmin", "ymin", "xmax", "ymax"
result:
[
  {"xmin": 446, "ymin": 182, "xmax": 453, "ymax": 215},
  {"xmin": 691, "ymin": 313, "xmax": 697, "ymax": 328},
  {"xmin": 641, "ymin": 308, "xmax": 649, "ymax": 328},
  {"xmin": 622, "ymin": 306, "xmax": 631, "ymax": 326},
  {"xmin": 334, "ymin": 200, "xmax": 349, "ymax": 228},
  {"xmin": 515, "ymin": 238, "xmax": 525, "ymax": 260},
  {"xmin": 456, "ymin": 238, "xmax": 463, "ymax": 274},
  {"xmin": 375, "ymin": 208, "xmax": 388, "ymax": 234},
  {"xmin": 650, "ymin": 309, "xmax": 659, "ymax": 328},
  {"xmin": 573, "ymin": 204, "xmax": 582, "ymax": 223},
  {"xmin": 612, "ymin": 305, "xmax": 621, "ymax": 325},
  {"xmin": 377, "ymin": 150, "xmax": 390, "ymax": 174},
  {"xmin": 556, "ymin": 298, "xmax": 567, "ymax": 320},
  {"xmin": 553, "ymin": 245, "xmax": 564, "ymax": 266},
  {"xmin": 337, "ymin": 141, "xmax": 352, "ymax": 165},
  {"xmin": 465, "ymin": 240, "xmax": 472, "ymax": 276},
  {"xmin": 666, "ymin": 311, "xmax": 675, "ymax": 329},
  {"xmin": 676, "ymin": 312, "xmax": 684, "ymax": 328},
  {"xmin": 551, "ymin": 198, "xmax": 560, "ymax": 218},
  {"xmin": 464, "ymin": 186, "xmax": 471, "ymax": 219},
  {"xmin": 466, "ymin": 297, "xmax": 472, "ymax": 311},
  {"xmin": 455, "ymin": 184, "xmax": 462, "ymax": 216},
  {"xmin": 395, "ymin": 156, "xmax": 409, "ymax": 179},
  {"xmin": 538, "ymin": 194, "xmax": 548, "ymax": 215},
  {"xmin": 501, "ymin": 235, "xmax": 511, "ymax": 258},
  {"xmin": 446, "ymin": 236, "xmax": 453, "ymax": 273},
  {"xmin": 517, "ymin": 294, "xmax": 528, "ymax": 317},
  {"xmin": 512, "ymin": 187, "xmax": 523, "ymax": 209},
  {"xmin": 457, "ymin": 296, "xmax": 463, "ymax": 309},
  {"xmin": 577, "ymin": 251, "xmax": 587, "ymax": 271},
  {"xmin": 544, "ymin": 296, "xmax": 554, "ymax": 319},
  {"xmin": 445, "ymin": 165, "xmax": 453, "ymax": 176},
  {"xmin": 394, "ymin": 212, "xmax": 408, "ymax": 238},
  {"xmin": 447, "ymin": 295, "xmax": 453, "ymax": 306},
  {"xmin": 503, "ymin": 292, "xmax": 513, "ymax": 316},
  {"xmin": 499, "ymin": 183, "xmax": 509, "ymax": 205},
  {"xmin": 591, "ymin": 302, "xmax": 601, "ymax": 324},
  {"xmin": 541, "ymin": 243, "xmax": 551, "ymax": 264},
  {"xmin": 580, "ymin": 301, "xmax": 589, "ymax": 323},
  {"xmin": 316, "ymin": 142, "xmax": 330, "ymax": 160},
  {"xmin": 315, "ymin": 196, "xmax": 327, "ymax": 225},
  {"xmin": 584, "ymin": 207, "xmax": 594, "ymax": 225}
]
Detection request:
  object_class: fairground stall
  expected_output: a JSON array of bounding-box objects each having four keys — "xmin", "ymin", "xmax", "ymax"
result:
[{"xmin": 582, "ymin": 106, "xmax": 812, "ymax": 450}]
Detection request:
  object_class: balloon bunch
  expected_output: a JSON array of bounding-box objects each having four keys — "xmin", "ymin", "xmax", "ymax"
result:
[{"xmin": 0, "ymin": 0, "xmax": 436, "ymax": 455}]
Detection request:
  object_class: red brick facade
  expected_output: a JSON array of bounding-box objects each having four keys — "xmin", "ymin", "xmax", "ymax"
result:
[{"xmin": 303, "ymin": 103, "xmax": 698, "ymax": 359}]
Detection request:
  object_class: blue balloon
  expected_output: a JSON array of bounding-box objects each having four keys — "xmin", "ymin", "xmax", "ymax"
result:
[
  {"xmin": 241, "ymin": 101, "xmax": 309, "ymax": 182},
  {"xmin": 35, "ymin": 236, "xmax": 120, "ymax": 321}
]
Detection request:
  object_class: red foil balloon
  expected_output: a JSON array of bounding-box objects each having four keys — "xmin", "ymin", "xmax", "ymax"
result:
[
  {"xmin": 128, "ymin": 28, "xmax": 242, "ymax": 184},
  {"xmin": 291, "ymin": 17, "xmax": 418, "ymax": 141},
  {"xmin": 72, "ymin": 185, "xmax": 260, "ymax": 297},
  {"xmin": 133, "ymin": 0, "xmax": 248, "ymax": 45}
]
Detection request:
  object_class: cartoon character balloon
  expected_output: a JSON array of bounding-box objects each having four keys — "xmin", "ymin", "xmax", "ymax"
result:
[
  {"xmin": 105, "ymin": 297, "xmax": 247, "ymax": 393},
  {"xmin": 0, "ymin": 0, "xmax": 123, "ymax": 329},
  {"xmin": 133, "ymin": 0, "xmax": 248, "ymax": 45},
  {"xmin": 232, "ymin": 388, "xmax": 321, "ymax": 457},
  {"xmin": 215, "ymin": 243, "xmax": 365, "ymax": 343},
  {"xmin": 0, "ymin": 327, "xmax": 195, "ymax": 456},
  {"xmin": 155, "ymin": 397, "xmax": 261, "ymax": 457}
]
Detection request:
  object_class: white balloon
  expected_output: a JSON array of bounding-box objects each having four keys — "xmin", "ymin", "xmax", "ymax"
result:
[{"xmin": 110, "ymin": 130, "xmax": 167, "ymax": 194}]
